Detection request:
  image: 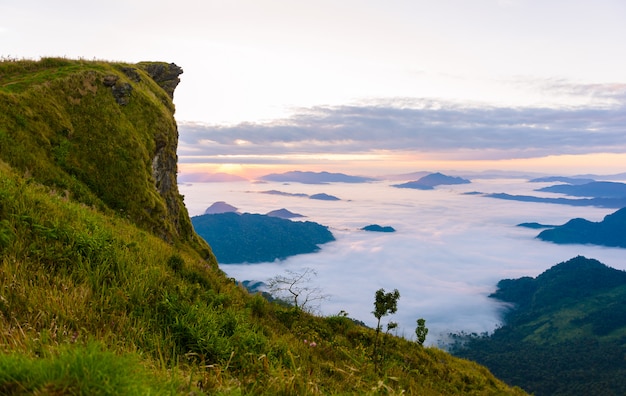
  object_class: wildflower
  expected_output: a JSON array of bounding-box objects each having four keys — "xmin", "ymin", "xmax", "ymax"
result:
[{"xmin": 309, "ymin": 341, "xmax": 317, "ymax": 347}]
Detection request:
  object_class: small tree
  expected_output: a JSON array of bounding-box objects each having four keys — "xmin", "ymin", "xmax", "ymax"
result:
[
  {"xmin": 372, "ymin": 288, "xmax": 400, "ymax": 372},
  {"xmin": 415, "ymin": 318, "xmax": 428, "ymax": 346},
  {"xmin": 267, "ymin": 267, "xmax": 328, "ymax": 312}
]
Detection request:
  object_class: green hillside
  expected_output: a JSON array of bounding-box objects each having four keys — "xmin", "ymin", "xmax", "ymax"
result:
[
  {"xmin": 0, "ymin": 58, "xmax": 525, "ymax": 395},
  {"xmin": 452, "ymin": 256, "xmax": 626, "ymax": 395},
  {"xmin": 192, "ymin": 212, "xmax": 335, "ymax": 263}
]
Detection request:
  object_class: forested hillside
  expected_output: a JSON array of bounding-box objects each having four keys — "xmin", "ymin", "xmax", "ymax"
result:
[
  {"xmin": 192, "ymin": 212, "xmax": 334, "ymax": 263},
  {"xmin": 0, "ymin": 58, "xmax": 525, "ymax": 395},
  {"xmin": 451, "ymin": 256, "xmax": 626, "ymax": 395}
]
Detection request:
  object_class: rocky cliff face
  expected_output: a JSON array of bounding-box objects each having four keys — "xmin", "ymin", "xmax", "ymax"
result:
[
  {"xmin": 140, "ymin": 62, "xmax": 183, "ymax": 100},
  {"xmin": 137, "ymin": 62, "xmax": 188, "ymax": 241}
]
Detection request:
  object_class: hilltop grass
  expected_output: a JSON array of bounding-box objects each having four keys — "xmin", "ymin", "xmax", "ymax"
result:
[{"xmin": 0, "ymin": 58, "xmax": 526, "ymax": 395}]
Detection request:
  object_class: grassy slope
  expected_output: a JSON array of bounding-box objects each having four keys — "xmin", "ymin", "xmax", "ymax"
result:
[{"xmin": 0, "ymin": 58, "xmax": 525, "ymax": 395}]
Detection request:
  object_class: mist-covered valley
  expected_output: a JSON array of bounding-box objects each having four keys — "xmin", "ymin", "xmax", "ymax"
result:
[{"xmin": 180, "ymin": 175, "xmax": 626, "ymax": 345}]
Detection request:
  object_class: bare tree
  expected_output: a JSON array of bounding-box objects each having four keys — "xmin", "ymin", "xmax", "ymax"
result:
[{"xmin": 267, "ymin": 268, "xmax": 328, "ymax": 312}]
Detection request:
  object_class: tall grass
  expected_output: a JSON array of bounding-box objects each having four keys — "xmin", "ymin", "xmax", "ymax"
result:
[{"xmin": 0, "ymin": 341, "xmax": 181, "ymax": 395}]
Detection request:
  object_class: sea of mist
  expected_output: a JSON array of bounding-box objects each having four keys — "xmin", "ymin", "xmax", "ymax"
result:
[{"xmin": 179, "ymin": 178, "xmax": 626, "ymax": 346}]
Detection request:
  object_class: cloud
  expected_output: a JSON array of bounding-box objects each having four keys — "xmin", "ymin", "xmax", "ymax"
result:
[{"xmin": 178, "ymin": 91, "xmax": 626, "ymax": 163}]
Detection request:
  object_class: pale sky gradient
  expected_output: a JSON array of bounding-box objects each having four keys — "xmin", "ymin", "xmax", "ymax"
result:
[{"xmin": 3, "ymin": 0, "xmax": 626, "ymax": 176}]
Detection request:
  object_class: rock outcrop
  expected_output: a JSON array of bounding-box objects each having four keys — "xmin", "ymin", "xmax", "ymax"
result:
[{"xmin": 139, "ymin": 62, "xmax": 183, "ymax": 99}]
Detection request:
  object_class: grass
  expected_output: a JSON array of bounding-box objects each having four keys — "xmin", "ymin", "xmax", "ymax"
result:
[
  {"xmin": 0, "ymin": 57, "xmax": 527, "ymax": 395},
  {"xmin": 0, "ymin": 341, "xmax": 180, "ymax": 395}
]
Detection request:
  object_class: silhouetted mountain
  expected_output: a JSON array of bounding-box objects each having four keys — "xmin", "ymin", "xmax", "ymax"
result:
[
  {"xmin": 259, "ymin": 190, "xmax": 308, "ymax": 197},
  {"xmin": 484, "ymin": 192, "xmax": 626, "ymax": 208},
  {"xmin": 204, "ymin": 201, "xmax": 239, "ymax": 214},
  {"xmin": 537, "ymin": 181, "xmax": 626, "ymax": 198},
  {"xmin": 309, "ymin": 193, "xmax": 340, "ymax": 201},
  {"xmin": 191, "ymin": 212, "xmax": 334, "ymax": 263},
  {"xmin": 529, "ymin": 176, "xmax": 595, "ymax": 185},
  {"xmin": 257, "ymin": 190, "xmax": 340, "ymax": 201},
  {"xmin": 384, "ymin": 171, "xmax": 431, "ymax": 181},
  {"xmin": 573, "ymin": 172, "xmax": 626, "ymax": 181},
  {"xmin": 451, "ymin": 256, "xmax": 626, "ymax": 395},
  {"xmin": 393, "ymin": 172, "xmax": 470, "ymax": 190},
  {"xmin": 537, "ymin": 207, "xmax": 626, "ymax": 247},
  {"xmin": 260, "ymin": 170, "xmax": 376, "ymax": 184},
  {"xmin": 517, "ymin": 222, "xmax": 556, "ymax": 229},
  {"xmin": 483, "ymin": 180, "xmax": 626, "ymax": 208},
  {"xmin": 362, "ymin": 224, "xmax": 396, "ymax": 232},
  {"xmin": 266, "ymin": 208, "xmax": 305, "ymax": 219}
]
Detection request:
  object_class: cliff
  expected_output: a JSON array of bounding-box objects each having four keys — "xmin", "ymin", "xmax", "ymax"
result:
[{"xmin": 0, "ymin": 58, "xmax": 206, "ymax": 251}]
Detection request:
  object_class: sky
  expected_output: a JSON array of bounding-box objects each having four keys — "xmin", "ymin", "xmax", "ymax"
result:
[{"xmin": 3, "ymin": 0, "xmax": 626, "ymax": 177}]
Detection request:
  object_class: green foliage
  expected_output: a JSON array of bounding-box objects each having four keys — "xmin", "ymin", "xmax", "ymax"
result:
[
  {"xmin": 167, "ymin": 254, "xmax": 185, "ymax": 273},
  {"xmin": 373, "ymin": 288, "xmax": 401, "ymax": 323},
  {"xmin": 0, "ymin": 58, "xmax": 526, "ymax": 395},
  {"xmin": 416, "ymin": 318, "xmax": 428, "ymax": 346},
  {"xmin": 372, "ymin": 288, "xmax": 400, "ymax": 373}
]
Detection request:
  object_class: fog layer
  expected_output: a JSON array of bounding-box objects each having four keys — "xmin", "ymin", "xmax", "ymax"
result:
[{"xmin": 180, "ymin": 179, "xmax": 626, "ymax": 344}]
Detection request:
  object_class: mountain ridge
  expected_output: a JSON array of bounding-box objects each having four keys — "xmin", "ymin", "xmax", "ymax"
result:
[
  {"xmin": 393, "ymin": 172, "xmax": 471, "ymax": 190},
  {"xmin": 536, "ymin": 207, "xmax": 626, "ymax": 247}
]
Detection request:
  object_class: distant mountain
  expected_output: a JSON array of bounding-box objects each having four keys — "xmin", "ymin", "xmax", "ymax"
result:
[
  {"xmin": 266, "ymin": 208, "xmax": 305, "ymax": 219},
  {"xmin": 309, "ymin": 193, "xmax": 340, "ymax": 201},
  {"xmin": 517, "ymin": 222, "xmax": 555, "ymax": 229},
  {"xmin": 191, "ymin": 212, "xmax": 334, "ymax": 264},
  {"xmin": 481, "ymin": 180, "xmax": 626, "ymax": 209},
  {"xmin": 573, "ymin": 172, "xmax": 626, "ymax": 181},
  {"xmin": 529, "ymin": 176, "xmax": 595, "ymax": 185},
  {"xmin": 451, "ymin": 256, "xmax": 626, "ymax": 395},
  {"xmin": 484, "ymin": 192, "xmax": 626, "ymax": 208},
  {"xmin": 259, "ymin": 190, "xmax": 308, "ymax": 197},
  {"xmin": 383, "ymin": 171, "xmax": 431, "ymax": 181},
  {"xmin": 260, "ymin": 171, "xmax": 376, "ymax": 184},
  {"xmin": 393, "ymin": 172, "xmax": 471, "ymax": 190},
  {"xmin": 204, "ymin": 201, "xmax": 239, "ymax": 214},
  {"xmin": 392, "ymin": 181, "xmax": 433, "ymax": 190},
  {"xmin": 387, "ymin": 170, "xmax": 545, "ymax": 181},
  {"xmin": 361, "ymin": 224, "xmax": 396, "ymax": 232},
  {"xmin": 537, "ymin": 181, "xmax": 626, "ymax": 198},
  {"xmin": 537, "ymin": 207, "xmax": 626, "ymax": 247},
  {"xmin": 257, "ymin": 190, "xmax": 341, "ymax": 201}
]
